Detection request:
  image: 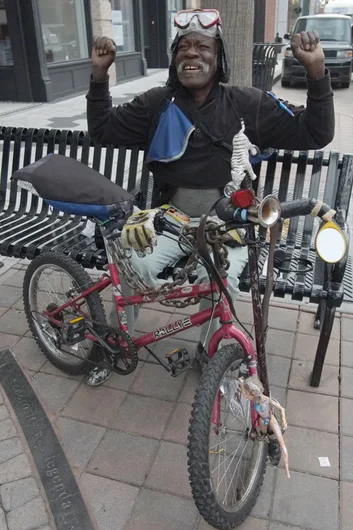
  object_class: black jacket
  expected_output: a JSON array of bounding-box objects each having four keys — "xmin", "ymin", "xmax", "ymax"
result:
[{"xmin": 86, "ymin": 72, "xmax": 334, "ymax": 202}]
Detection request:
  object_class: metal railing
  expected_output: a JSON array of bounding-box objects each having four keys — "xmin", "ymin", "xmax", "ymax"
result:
[{"xmin": 252, "ymin": 43, "xmax": 283, "ymax": 91}]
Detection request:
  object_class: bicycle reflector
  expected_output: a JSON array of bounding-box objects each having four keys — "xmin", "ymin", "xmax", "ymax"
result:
[
  {"xmin": 230, "ymin": 189, "xmax": 255, "ymax": 209},
  {"xmin": 315, "ymin": 220, "xmax": 347, "ymax": 264}
]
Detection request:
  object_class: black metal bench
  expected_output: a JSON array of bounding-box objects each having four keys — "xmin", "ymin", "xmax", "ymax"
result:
[{"xmin": 1, "ymin": 126, "xmax": 353, "ymax": 386}]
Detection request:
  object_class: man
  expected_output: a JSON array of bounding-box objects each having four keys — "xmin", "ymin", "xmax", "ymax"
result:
[{"xmin": 85, "ymin": 9, "xmax": 334, "ymax": 386}]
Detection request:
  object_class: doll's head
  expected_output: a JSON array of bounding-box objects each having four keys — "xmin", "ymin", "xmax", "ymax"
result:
[{"xmin": 241, "ymin": 376, "xmax": 264, "ymax": 400}]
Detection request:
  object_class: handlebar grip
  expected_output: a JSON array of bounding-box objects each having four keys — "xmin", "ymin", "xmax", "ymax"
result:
[
  {"xmin": 280, "ymin": 198, "xmax": 335, "ymax": 220},
  {"xmin": 280, "ymin": 199, "xmax": 315, "ymax": 219}
]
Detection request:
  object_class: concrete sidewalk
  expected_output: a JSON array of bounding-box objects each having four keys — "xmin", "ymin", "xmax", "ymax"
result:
[
  {"xmin": 0, "ymin": 69, "xmax": 168, "ymax": 130},
  {"xmin": 0, "ymin": 259, "xmax": 352, "ymax": 530},
  {"xmin": 0, "ymin": 63, "xmax": 283, "ymax": 131}
]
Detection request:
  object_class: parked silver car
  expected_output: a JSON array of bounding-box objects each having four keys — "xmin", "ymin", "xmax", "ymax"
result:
[{"xmin": 282, "ymin": 14, "xmax": 353, "ymax": 88}]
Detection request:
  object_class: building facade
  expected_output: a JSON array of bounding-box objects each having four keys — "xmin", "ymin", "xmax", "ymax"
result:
[
  {"xmin": 0, "ymin": 0, "xmax": 186, "ymax": 102},
  {"xmin": 0, "ymin": 0, "xmax": 289, "ymax": 102},
  {"xmin": 1, "ymin": 0, "xmax": 95, "ymax": 102}
]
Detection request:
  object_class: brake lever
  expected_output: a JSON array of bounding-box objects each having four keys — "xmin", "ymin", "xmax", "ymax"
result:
[{"xmin": 154, "ymin": 211, "xmax": 166, "ymax": 235}]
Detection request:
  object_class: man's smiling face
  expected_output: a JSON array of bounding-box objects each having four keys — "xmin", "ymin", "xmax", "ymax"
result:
[{"xmin": 175, "ymin": 33, "xmax": 219, "ymax": 90}]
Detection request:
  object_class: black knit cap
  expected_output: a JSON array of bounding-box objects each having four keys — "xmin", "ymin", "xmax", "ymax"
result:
[{"xmin": 166, "ymin": 26, "xmax": 231, "ymax": 87}]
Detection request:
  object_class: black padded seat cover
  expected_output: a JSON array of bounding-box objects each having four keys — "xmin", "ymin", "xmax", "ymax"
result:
[{"xmin": 13, "ymin": 154, "xmax": 133, "ymax": 205}]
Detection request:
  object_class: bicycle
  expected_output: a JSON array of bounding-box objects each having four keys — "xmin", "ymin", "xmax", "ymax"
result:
[{"xmin": 15, "ymin": 154, "xmax": 347, "ymax": 530}]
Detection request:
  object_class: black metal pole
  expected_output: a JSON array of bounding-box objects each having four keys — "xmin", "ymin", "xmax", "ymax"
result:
[
  {"xmin": 253, "ymin": 0, "xmax": 266, "ymax": 43},
  {"xmin": 136, "ymin": 0, "xmax": 148, "ymax": 75}
]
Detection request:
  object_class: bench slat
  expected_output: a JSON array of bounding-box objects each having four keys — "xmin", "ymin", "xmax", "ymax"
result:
[
  {"xmin": 292, "ymin": 150, "xmax": 325, "ymax": 301},
  {"xmin": 273, "ymin": 151, "xmax": 308, "ymax": 298},
  {"xmin": 92, "ymin": 144, "xmax": 102, "ymax": 172},
  {"xmin": 0, "ymin": 127, "xmax": 351, "ymax": 304},
  {"xmin": 127, "ymin": 148, "xmax": 140, "ymax": 192},
  {"xmin": 80, "ymin": 134, "xmax": 91, "ymax": 166},
  {"xmin": 116, "ymin": 146, "xmax": 127, "ymax": 187},
  {"xmin": 103, "ymin": 145, "xmax": 115, "ymax": 178},
  {"xmin": 69, "ymin": 131, "xmax": 84, "ymax": 160}
]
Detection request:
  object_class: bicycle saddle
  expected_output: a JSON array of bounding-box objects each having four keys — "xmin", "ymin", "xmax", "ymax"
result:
[{"xmin": 13, "ymin": 153, "xmax": 134, "ymax": 221}]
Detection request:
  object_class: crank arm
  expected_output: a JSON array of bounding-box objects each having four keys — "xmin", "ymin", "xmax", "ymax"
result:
[
  {"xmin": 86, "ymin": 323, "xmax": 120, "ymax": 356},
  {"xmin": 143, "ymin": 345, "xmax": 172, "ymax": 372}
]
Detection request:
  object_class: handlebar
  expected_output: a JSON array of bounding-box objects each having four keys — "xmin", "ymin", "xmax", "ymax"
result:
[
  {"xmin": 280, "ymin": 198, "xmax": 333, "ymax": 220},
  {"xmin": 215, "ymin": 196, "xmax": 335, "ymax": 225},
  {"xmin": 101, "ymin": 196, "xmax": 336, "ymax": 242}
]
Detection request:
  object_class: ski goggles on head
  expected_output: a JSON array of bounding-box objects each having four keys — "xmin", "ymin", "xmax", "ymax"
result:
[{"xmin": 174, "ymin": 9, "xmax": 222, "ymax": 30}]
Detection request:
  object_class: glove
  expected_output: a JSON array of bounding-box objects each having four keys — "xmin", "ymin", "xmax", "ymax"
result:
[{"xmin": 121, "ymin": 209, "xmax": 158, "ymax": 257}]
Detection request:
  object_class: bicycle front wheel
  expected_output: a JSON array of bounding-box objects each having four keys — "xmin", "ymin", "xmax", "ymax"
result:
[{"xmin": 188, "ymin": 344, "xmax": 267, "ymax": 529}]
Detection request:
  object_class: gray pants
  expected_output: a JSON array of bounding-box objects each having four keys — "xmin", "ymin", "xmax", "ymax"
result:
[{"xmin": 112, "ymin": 215, "xmax": 248, "ymax": 351}]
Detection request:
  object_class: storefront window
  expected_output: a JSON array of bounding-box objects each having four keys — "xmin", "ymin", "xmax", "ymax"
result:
[
  {"xmin": 38, "ymin": 0, "xmax": 88, "ymax": 64},
  {"xmin": 110, "ymin": 0, "xmax": 135, "ymax": 52},
  {"xmin": 0, "ymin": 2, "xmax": 14, "ymax": 66},
  {"xmin": 167, "ymin": 0, "xmax": 184, "ymax": 49}
]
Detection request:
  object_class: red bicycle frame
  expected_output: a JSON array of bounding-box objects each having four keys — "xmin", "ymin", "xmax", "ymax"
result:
[{"xmin": 46, "ymin": 258, "xmax": 258, "ymax": 427}]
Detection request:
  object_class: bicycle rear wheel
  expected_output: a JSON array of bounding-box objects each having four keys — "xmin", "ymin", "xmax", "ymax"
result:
[
  {"xmin": 188, "ymin": 344, "xmax": 267, "ymax": 529},
  {"xmin": 23, "ymin": 253, "xmax": 106, "ymax": 375}
]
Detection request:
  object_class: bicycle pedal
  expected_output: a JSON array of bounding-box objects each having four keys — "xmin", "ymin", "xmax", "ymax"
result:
[
  {"xmin": 62, "ymin": 316, "xmax": 87, "ymax": 345},
  {"xmin": 166, "ymin": 348, "xmax": 190, "ymax": 377}
]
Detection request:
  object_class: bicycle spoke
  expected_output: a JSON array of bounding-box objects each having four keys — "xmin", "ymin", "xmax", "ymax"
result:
[
  {"xmin": 212, "ymin": 436, "xmax": 245, "ymax": 475},
  {"xmin": 29, "ymin": 264, "xmax": 92, "ymax": 366},
  {"xmin": 206, "ymin": 354, "xmax": 265, "ymax": 513},
  {"xmin": 215, "ymin": 437, "xmax": 246, "ymax": 494},
  {"xmin": 209, "ymin": 432, "xmax": 239, "ymax": 451},
  {"xmin": 224, "ymin": 440, "xmax": 250, "ymax": 503}
]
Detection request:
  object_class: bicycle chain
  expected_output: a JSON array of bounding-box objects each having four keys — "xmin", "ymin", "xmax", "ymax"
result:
[
  {"xmin": 92, "ymin": 318, "xmax": 138, "ymax": 374},
  {"xmin": 53, "ymin": 315, "xmax": 139, "ymax": 374},
  {"xmin": 105, "ymin": 222, "xmax": 230, "ymax": 309}
]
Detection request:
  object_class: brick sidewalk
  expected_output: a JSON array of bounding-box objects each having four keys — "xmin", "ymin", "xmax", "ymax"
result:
[
  {"xmin": 0, "ymin": 390, "xmax": 54, "ymax": 530},
  {"xmin": 0, "ymin": 262, "xmax": 352, "ymax": 530}
]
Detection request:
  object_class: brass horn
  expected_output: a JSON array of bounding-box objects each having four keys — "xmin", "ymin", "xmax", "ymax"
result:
[{"xmin": 247, "ymin": 195, "xmax": 281, "ymax": 228}]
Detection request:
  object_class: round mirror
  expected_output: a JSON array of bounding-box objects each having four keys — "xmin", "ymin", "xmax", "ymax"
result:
[{"xmin": 316, "ymin": 225, "xmax": 346, "ymax": 264}]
